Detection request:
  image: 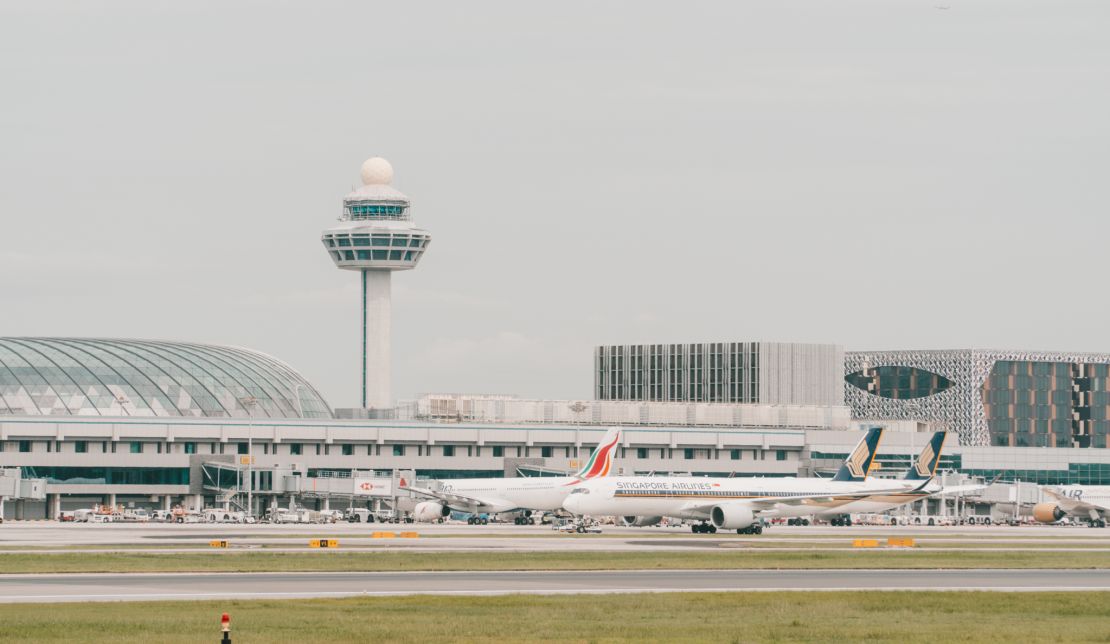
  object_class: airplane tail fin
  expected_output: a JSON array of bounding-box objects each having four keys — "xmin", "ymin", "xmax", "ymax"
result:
[
  {"xmin": 575, "ymin": 427, "xmax": 622, "ymax": 479},
  {"xmin": 904, "ymin": 432, "xmax": 947, "ymax": 481},
  {"xmin": 831, "ymin": 427, "xmax": 883, "ymax": 482}
]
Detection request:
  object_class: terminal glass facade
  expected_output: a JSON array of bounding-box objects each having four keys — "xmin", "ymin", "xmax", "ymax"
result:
[{"xmin": 0, "ymin": 338, "xmax": 331, "ymax": 419}]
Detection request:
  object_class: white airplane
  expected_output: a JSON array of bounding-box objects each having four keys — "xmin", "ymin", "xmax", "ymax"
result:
[
  {"xmin": 563, "ymin": 427, "xmax": 931, "ymax": 534},
  {"xmin": 404, "ymin": 427, "xmax": 621, "ymax": 523},
  {"xmin": 1034, "ymin": 486, "xmax": 1110, "ymax": 528}
]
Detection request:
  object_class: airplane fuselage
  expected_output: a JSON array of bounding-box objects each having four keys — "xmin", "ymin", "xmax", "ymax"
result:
[{"xmin": 563, "ymin": 476, "xmax": 920, "ymax": 520}]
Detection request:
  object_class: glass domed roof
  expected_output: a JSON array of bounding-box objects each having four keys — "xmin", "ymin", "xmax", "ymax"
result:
[{"xmin": 0, "ymin": 338, "xmax": 332, "ymax": 419}]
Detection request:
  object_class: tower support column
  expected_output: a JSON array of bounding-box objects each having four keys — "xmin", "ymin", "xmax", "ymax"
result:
[{"xmin": 362, "ymin": 270, "xmax": 392, "ymax": 410}]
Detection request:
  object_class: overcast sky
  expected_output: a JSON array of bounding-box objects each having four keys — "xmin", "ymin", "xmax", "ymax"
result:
[{"xmin": 2, "ymin": 1, "xmax": 1108, "ymax": 408}]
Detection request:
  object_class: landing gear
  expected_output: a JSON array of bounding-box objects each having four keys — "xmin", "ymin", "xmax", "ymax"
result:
[
  {"xmin": 736, "ymin": 523, "xmax": 764, "ymax": 535},
  {"xmin": 786, "ymin": 518, "xmax": 810, "ymax": 527},
  {"xmin": 830, "ymin": 515, "xmax": 853, "ymax": 527},
  {"xmin": 1089, "ymin": 519, "xmax": 1106, "ymax": 528},
  {"xmin": 691, "ymin": 522, "xmax": 717, "ymax": 534},
  {"xmin": 467, "ymin": 516, "xmax": 489, "ymax": 525}
]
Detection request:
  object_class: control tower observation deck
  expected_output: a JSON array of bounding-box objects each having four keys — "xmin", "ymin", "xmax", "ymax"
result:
[{"xmin": 321, "ymin": 157, "xmax": 431, "ymax": 411}]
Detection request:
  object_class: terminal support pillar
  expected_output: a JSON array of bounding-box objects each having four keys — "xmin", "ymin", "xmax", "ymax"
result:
[
  {"xmin": 0, "ymin": 497, "xmax": 5, "ymax": 521},
  {"xmin": 15, "ymin": 500, "xmax": 24, "ymax": 521},
  {"xmin": 361, "ymin": 270, "xmax": 392, "ymax": 411},
  {"xmin": 48, "ymin": 493, "xmax": 60, "ymax": 520},
  {"xmin": 162, "ymin": 495, "xmax": 172, "ymax": 512}
]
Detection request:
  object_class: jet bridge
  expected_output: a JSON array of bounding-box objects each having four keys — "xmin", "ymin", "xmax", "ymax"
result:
[
  {"xmin": 199, "ymin": 460, "xmax": 416, "ymax": 515},
  {"xmin": 0, "ymin": 468, "xmax": 47, "ymax": 520}
]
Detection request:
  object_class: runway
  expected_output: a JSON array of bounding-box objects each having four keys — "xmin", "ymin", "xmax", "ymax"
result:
[{"xmin": 2, "ymin": 569, "xmax": 1109, "ymax": 602}]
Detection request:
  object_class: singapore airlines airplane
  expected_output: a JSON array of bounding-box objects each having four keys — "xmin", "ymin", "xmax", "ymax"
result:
[
  {"xmin": 1033, "ymin": 486, "xmax": 1110, "ymax": 527},
  {"xmin": 563, "ymin": 428, "xmax": 929, "ymax": 534},
  {"xmin": 813, "ymin": 432, "xmax": 950, "ymax": 526},
  {"xmin": 404, "ymin": 427, "xmax": 621, "ymax": 523}
]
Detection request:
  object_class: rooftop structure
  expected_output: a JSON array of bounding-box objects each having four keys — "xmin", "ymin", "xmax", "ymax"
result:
[
  {"xmin": 596, "ymin": 342, "xmax": 844, "ymax": 406},
  {"xmin": 0, "ymin": 338, "xmax": 331, "ymax": 419},
  {"xmin": 321, "ymin": 157, "xmax": 431, "ymax": 411}
]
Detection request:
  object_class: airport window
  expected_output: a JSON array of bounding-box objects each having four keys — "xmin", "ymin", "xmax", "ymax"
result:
[
  {"xmin": 393, "ymin": 444, "xmax": 405, "ymax": 457},
  {"xmin": 637, "ymin": 448, "xmax": 648, "ymax": 459},
  {"xmin": 184, "ymin": 442, "xmax": 196, "ymax": 455},
  {"xmin": 492, "ymin": 446, "xmax": 504, "ymax": 457},
  {"xmin": 290, "ymin": 443, "xmax": 302, "ymax": 455},
  {"xmin": 684, "ymin": 448, "xmax": 694, "ymax": 460},
  {"xmin": 443, "ymin": 445, "xmax": 455, "ymax": 457},
  {"xmin": 541, "ymin": 446, "xmax": 552, "ymax": 458},
  {"xmin": 731, "ymin": 449, "xmax": 741, "ymax": 460},
  {"xmin": 46, "ymin": 441, "xmax": 52, "ymax": 453},
  {"xmin": 130, "ymin": 442, "xmax": 143, "ymax": 454},
  {"xmin": 342, "ymin": 444, "xmax": 353, "ymax": 456},
  {"xmin": 777, "ymin": 450, "xmax": 787, "ymax": 461},
  {"xmin": 74, "ymin": 441, "xmax": 87, "ymax": 454},
  {"xmin": 236, "ymin": 443, "xmax": 248, "ymax": 455}
]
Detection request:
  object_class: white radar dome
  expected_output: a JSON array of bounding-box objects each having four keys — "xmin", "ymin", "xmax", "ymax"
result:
[{"xmin": 360, "ymin": 157, "xmax": 394, "ymax": 185}]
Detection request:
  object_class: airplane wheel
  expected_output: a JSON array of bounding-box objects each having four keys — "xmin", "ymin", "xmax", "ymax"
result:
[
  {"xmin": 801, "ymin": 519, "xmax": 809, "ymax": 527},
  {"xmin": 709, "ymin": 525, "xmax": 717, "ymax": 534},
  {"xmin": 754, "ymin": 524, "xmax": 763, "ymax": 535},
  {"xmin": 691, "ymin": 525, "xmax": 699, "ymax": 534},
  {"xmin": 481, "ymin": 518, "xmax": 488, "ymax": 525},
  {"xmin": 467, "ymin": 517, "xmax": 475, "ymax": 525},
  {"xmin": 845, "ymin": 517, "xmax": 852, "ymax": 527}
]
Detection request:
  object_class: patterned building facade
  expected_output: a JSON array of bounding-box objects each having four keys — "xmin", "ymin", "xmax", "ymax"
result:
[{"xmin": 845, "ymin": 350, "xmax": 1110, "ymax": 448}]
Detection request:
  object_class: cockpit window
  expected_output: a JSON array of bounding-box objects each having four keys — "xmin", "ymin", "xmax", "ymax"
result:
[{"xmin": 570, "ymin": 487, "xmax": 590, "ymax": 495}]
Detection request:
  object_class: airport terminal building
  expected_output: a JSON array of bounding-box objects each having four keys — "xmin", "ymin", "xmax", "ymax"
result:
[{"xmin": 6, "ymin": 338, "xmax": 1110, "ymax": 520}]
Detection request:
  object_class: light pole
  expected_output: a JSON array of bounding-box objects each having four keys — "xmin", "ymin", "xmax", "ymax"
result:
[{"xmin": 240, "ymin": 396, "xmax": 258, "ymax": 518}]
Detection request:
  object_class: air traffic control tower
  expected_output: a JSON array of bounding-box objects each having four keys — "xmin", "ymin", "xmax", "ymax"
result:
[{"xmin": 322, "ymin": 157, "xmax": 431, "ymax": 412}]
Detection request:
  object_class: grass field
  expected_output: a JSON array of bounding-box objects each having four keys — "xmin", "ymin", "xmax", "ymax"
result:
[
  {"xmin": 0, "ymin": 591, "xmax": 1107, "ymax": 643},
  {"xmin": 3, "ymin": 549, "xmax": 1110, "ymax": 574}
]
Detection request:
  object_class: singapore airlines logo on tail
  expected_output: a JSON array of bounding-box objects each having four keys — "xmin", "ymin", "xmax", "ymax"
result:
[
  {"xmin": 845, "ymin": 440, "xmax": 871, "ymax": 479},
  {"xmin": 914, "ymin": 443, "xmax": 936, "ymax": 478}
]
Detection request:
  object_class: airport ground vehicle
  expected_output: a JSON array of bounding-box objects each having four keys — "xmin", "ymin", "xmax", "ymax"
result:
[
  {"xmin": 57, "ymin": 511, "xmax": 75, "ymax": 522},
  {"xmin": 345, "ymin": 508, "xmax": 394, "ymax": 523},
  {"xmin": 204, "ymin": 509, "xmax": 246, "ymax": 523}
]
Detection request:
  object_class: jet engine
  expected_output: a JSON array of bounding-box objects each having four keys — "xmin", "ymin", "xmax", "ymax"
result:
[
  {"xmin": 1032, "ymin": 503, "xmax": 1066, "ymax": 524},
  {"xmin": 413, "ymin": 501, "xmax": 450, "ymax": 523},
  {"xmin": 710, "ymin": 504, "xmax": 755, "ymax": 530},
  {"xmin": 620, "ymin": 516, "xmax": 664, "ymax": 527}
]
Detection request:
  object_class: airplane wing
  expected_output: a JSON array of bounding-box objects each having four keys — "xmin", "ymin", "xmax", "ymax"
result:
[
  {"xmin": 679, "ymin": 485, "xmax": 919, "ymax": 517},
  {"xmin": 929, "ymin": 483, "xmax": 990, "ymax": 496},
  {"xmin": 1042, "ymin": 488, "xmax": 1100, "ymax": 515},
  {"xmin": 403, "ymin": 484, "xmax": 517, "ymax": 514}
]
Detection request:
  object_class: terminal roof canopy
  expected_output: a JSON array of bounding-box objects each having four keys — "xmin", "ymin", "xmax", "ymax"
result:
[{"xmin": 0, "ymin": 338, "xmax": 332, "ymax": 419}]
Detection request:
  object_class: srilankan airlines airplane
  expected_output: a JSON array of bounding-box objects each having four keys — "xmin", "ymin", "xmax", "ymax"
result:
[
  {"xmin": 562, "ymin": 427, "xmax": 935, "ymax": 534},
  {"xmin": 404, "ymin": 427, "xmax": 621, "ymax": 523},
  {"xmin": 1033, "ymin": 486, "xmax": 1110, "ymax": 527}
]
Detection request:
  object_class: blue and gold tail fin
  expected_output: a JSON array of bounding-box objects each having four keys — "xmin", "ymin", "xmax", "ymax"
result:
[
  {"xmin": 832, "ymin": 427, "xmax": 883, "ymax": 482},
  {"xmin": 904, "ymin": 432, "xmax": 947, "ymax": 482}
]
